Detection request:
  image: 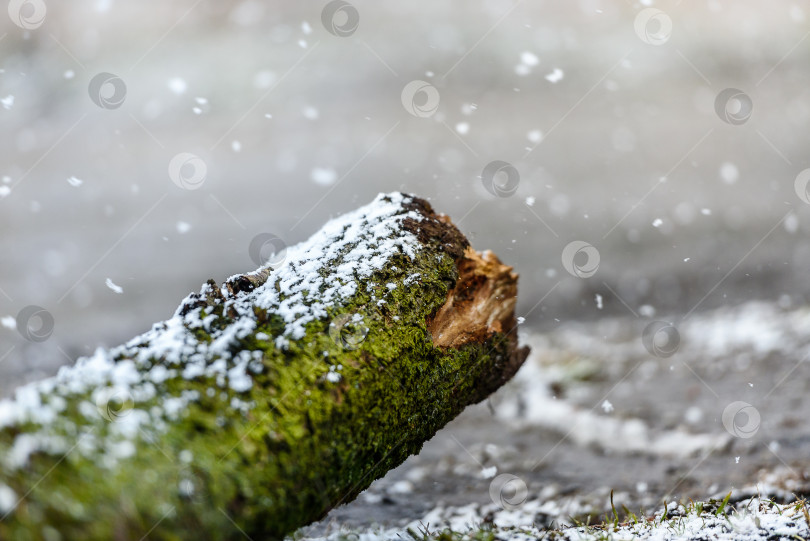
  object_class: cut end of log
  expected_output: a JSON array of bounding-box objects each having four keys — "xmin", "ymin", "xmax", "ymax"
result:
[
  {"xmin": 399, "ymin": 194, "xmax": 529, "ymax": 390},
  {"xmin": 428, "ymin": 246, "xmax": 519, "ymax": 349}
]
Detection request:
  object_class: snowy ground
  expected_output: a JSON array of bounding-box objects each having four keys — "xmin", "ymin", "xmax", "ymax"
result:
[{"xmin": 304, "ymin": 498, "xmax": 810, "ymax": 541}]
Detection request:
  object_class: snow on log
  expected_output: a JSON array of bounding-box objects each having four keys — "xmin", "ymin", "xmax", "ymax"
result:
[{"xmin": 0, "ymin": 192, "xmax": 528, "ymax": 540}]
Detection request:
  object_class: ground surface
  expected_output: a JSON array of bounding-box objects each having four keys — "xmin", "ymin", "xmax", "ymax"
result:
[{"xmin": 304, "ymin": 498, "xmax": 810, "ymax": 541}]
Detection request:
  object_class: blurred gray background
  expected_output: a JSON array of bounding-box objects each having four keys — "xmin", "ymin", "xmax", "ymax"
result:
[
  {"xmin": 1, "ymin": 1, "xmax": 810, "ymax": 531},
  {"xmin": 4, "ymin": 1, "xmax": 809, "ymax": 386},
  {"xmin": 2, "ymin": 0, "xmax": 809, "ymax": 384}
]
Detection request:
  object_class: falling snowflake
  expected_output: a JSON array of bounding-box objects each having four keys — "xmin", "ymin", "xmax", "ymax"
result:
[
  {"xmin": 105, "ymin": 279, "xmax": 124, "ymax": 294},
  {"xmin": 168, "ymin": 77, "xmax": 187, "ymax": 95},
  {"xmin": 310, "ymin": 168, "xmax": 338, "ymax": 186},
  {"xmin": 527, "ymin": 130, "xmax": 543, "ymax": 144},
  {"xmin": 521, "ymin": 52, "xmax": 539, "ymax": 66},
  {"xmin": 720, "ymin": 162, "xmax": 739, "ymax": 184},
  {"xmin": 545, "ymin": 68, "xmax": 564, "ymax": 83}
]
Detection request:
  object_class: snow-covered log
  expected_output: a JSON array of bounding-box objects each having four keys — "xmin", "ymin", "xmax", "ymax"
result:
[{"xmin": 0, "ymin": 193, "xmax": 528, "ymax": 540}]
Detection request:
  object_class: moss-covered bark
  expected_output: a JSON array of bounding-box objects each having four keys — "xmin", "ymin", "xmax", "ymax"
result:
[{"xmin": 0, "ymin": 193, "xmax": 528, "ymax": 540}]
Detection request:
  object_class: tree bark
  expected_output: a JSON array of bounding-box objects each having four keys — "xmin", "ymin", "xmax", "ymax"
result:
[{"xmin": 0, "ymin": 193, "xmax": 528, "ymax": 540}]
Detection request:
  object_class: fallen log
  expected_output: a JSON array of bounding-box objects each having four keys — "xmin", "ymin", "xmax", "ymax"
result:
[{"xmin": 0, "ymin": 192, "xmax": 528, "ymax": 540}]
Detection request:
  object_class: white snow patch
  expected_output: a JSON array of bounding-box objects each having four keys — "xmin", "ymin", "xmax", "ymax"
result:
[
  {"xmin": 0, "ymin": 485, "xmax": 16, "ymax": 513},
  {"xmin": 495, "ymin": 343, "xmax": 729, "ymax": 458},
  {"xmin": 228, "ymin": 363, "xmax": 252, "ymax": 392},
  {"xmin": 388, "ymin": 480, "xmax": 413, "ymax": 494},
  {"xmin": 305, "ymin": 497, "xmax": 810, "ymax": 541},
  {"xmin": 481, "ymin": 466, "xmax": 497, "ymax": 479}
]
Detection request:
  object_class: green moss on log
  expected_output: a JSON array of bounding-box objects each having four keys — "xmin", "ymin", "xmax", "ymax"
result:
[{"xmin": 0, "ymin": 193, "xmax": 528, "ymax": 540}]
